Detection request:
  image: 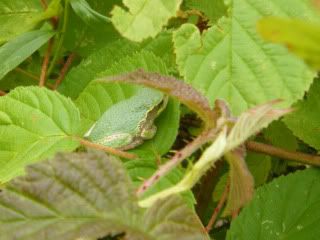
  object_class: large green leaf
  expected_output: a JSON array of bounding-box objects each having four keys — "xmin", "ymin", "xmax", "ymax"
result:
[
  {"xmin": 59, "ymin": 39, "xmax": 140, "ymax": 99},
  {"xmin": 258, "ymin": 17, "xmax": 320, "ymax": 70},
  {"xmin": 284, "ymin": 80, "xmax": 320, "ymax": 150},
  {"xmin": 0, "ymin": 87, "xmax": 81, "ymax": 182},
  {"xmin": 0, "ymin": 151, "xmax": 209, "ymax": 240},
  {"xmin": 227, "ymin": 168, "xmax": 320, "ymax": 240},
  {"xmin": 0, "ymin": 30, "xmax": 54, "ymax": 81},
  {"xmin": 173, "ymin": 0, "xmax": 317, "ymax": 114},
  {"xmin": 77, "ymin": 51, "xmax": 180, "ymax": 156},
  {"xmin": 111, "ymin": 0, "xmax": 183, "ymax": 42},
  {"xmin": 0, "ymin": 0, "xmax": 59, "ymax": 43}
]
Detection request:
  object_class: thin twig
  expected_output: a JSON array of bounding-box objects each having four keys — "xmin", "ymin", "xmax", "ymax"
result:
[
  {"xmin": 246, "ymin": 141, "xmax": 320, "ymax": 166},
  {"xmin": 40, "ymin": 0, "xmax": 48, "ymax": 9},
  {"xmin": 0, "ymin": 90, "xmax": 6, "ymax": 96},
  {"xmin": 206, "ymin": 181, "xmax": 230, "ymax": 233},
  {"xmin": 53, "ymin": 53, "xmax": 76, "ymax": 90},
  {"xmin": 15, "ymin": 68, "xmax": 39, "ymax": 81},
  {"xmin": 137, "ymin": 129, "xmax": 217, "ymax": 196},
  {"xmin": 39, "ymin": 39, "xmax": 54, "ymax": 87},
  {"xmin": 40, "ymin": 0, "xmax": 58, "ymax": 27},
  {"xmin": 79, "ymin": 138, "xmax": 137, "ymax": 159}
]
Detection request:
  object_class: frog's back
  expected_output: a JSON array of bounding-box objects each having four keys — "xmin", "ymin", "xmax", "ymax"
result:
[{"xmin": 87, "ymin": 88, "xmax": 163, "ymax": 142}]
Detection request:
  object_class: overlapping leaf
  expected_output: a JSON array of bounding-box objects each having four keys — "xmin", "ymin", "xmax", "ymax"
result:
[
  {"xmin": 0, "ymin": 30, "xmax": 54, "ymax": 81},
  {"xmin": 0, "ymin": 151, "xmax": 209, "ymax": 240},
  {"xmin": 0, "ymin": 87, "xmax": 81, "ymax": 182},
  {"xmin": 227, "ymin": 168, "xmax": 320, "ymax": 240},
  {"xmin": 258, "ymin": 17, "xmax": 320, "ymax": 70},
  {"xmin": 111, "ymin": 0, "xmax": 183, "ymax": 42},
  {"xmin": 77, "ymin": 51, "xmax": 180, "ymax": 156},
  {"xmin": 0, "ymin": 0, "xmax": 60, "ymax": 43},
  {"xmin": 174, "ymin": 0, "xmax": 317, "ymax": 114},
  {"xmin": 284, "ymin": 80, "xmax": 320, "ymax": 150}
]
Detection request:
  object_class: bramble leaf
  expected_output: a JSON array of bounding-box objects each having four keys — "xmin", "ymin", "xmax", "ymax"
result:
[
  {"xmin": 174, "ymin": 0, "xmax": 317, "ymax": 114},
  {"xmin": 0, "ymin": 87, "xmax": 81, "ymax": 182},
  {"xmin": 284, "ymin": 80, "xmax": 320, "ymax": 150},
  {"xmin": 0, "ymin": 30, "xmax": 54, "ymax": 81},
  {"xmin": 0, "ymin": 151, "xmax": 209, "ymax": 240},
  {"xmin": 258, "ymin": 17, "xmax": 320, "ymax": 70},
  {"xmin": 227, "ymin": 168, "xmax": 320, "ymax": 240},
  {"xmin": 111, "ymin": 0, "xmax": 183, "ymax": 42}
]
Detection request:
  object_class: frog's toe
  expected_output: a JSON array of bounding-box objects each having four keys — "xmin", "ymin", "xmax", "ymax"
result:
[{"xmin": 141, "ymin": 125, "xmax": 157, "ymax": 139}]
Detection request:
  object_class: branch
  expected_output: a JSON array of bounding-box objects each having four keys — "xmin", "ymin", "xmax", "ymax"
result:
[
  {"xmin": 39, "ymin": 39, "xmax": 54, "ymax": 87},
  {"xmin": 136, "ymin": 128, "xmax": 217, "ymax": 196},
  {"xmin": 206, "ymin": 181, "xmax": 230, "ymax": 233},
  {"xmin": 53, "ymin": 53, "xmax": 76, "ymax": 90},
  {"xmin": 79, "ymin": 138, "xmax": 137, "ymax": 159},
  {"xmin": 246, "ymin": 141, "xmax": 320, "ymax": 166}
]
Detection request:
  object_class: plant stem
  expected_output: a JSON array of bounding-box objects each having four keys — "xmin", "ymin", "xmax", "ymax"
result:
[
  {"xmin": 206, "ymin": 181, "xmax": 230, "ymax": 233},
  {"xmin": 39, "ymin": 38, "xmax": 54, "ymax": 87},
  {"xmin": 246, "ymin": 141, "xmax": 320, "ymax": 166},
  {"xmin": 47, "ymin": 0, "xmax": 70, "ymax": 77},
  {"xmin": 53, "ymin": 53, "xmax": 76, "ymax": 90},
  {"xmin": 79, "ymin": 138, "xmax": 137, "ymax": 159},
  {"xmin": 137, "ymin": 128, "xmax": 217, "ymax": 196}
]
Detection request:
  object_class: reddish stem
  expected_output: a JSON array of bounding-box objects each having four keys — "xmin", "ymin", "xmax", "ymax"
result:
[
  {"xmin": 206, "ymin": 181, "xmax": 230, "ymax": 233},
  {"xmin": 137, "ymin": 129, "xmax": 217, "ymax": 196},
  {"xmin": 246, "ymin": 141, "xmax": 320, "ymax": 166},
  {"xmin": 39, "ymin": 39, "xmax": 54, "ymax": 87},
  {"xmin": 79, "ymin": 138, "xmax": 137, "ymax": 159},
  {"xmin": 53, "ymin": 53, "xmax": 76, "ymax": 90},
  {"xmin": 0, "ymin": 90, "xmax": 6, "ymax": 96}
]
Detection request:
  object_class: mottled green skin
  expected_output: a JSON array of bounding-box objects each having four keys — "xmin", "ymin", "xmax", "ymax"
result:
[{"xmin": 86, "ymin": 87, "xmax": 167, "ymax": 150}]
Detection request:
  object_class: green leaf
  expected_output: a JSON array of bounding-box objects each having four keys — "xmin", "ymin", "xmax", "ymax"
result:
[
  {"xmin": 0, "ymin": 87, "xmax": 81, "ymax": 182},
  {"xmin": 70, "ymin": 0, "xmax": 111, "ymax": 26},
  {"xmin": 0, "ymin": 151, "xmax": 209, "ymax": 240},
  {"xmin": 0, "ymin": 30, "xmax": 54, "ymax": 81},
  {"xmin": 264, "ymin": 120, "xmax": 298, "ymax": 151},
  {"xmin": 185, "ymin": 0, "xmax": 228, "ymax": 23},
  {"xmin": 125, "ymin": 159, "xmax": 195, "ymax": 208},
  {"xmin": 173, "ymin": 0, "xmax": 317, "ymax": 114},
  {"xmin": 257, "ymin": 17, "xmax": 320, "ymax": 70},
  {"xmin": 111, "ymin": 0, "xmax": 183, "ymax": 42},
  {"xmin": 0, "ymin": 0, "xmax": 59, "ymax": 44},
  {"xmin": 64, "ymin": 0, "xmax": 120, "ymax": 56},
  {"xmin": 77, "ymin": 51, "xmax": 180, "ymax": 156},
  {"xmin": 59, "ymin": 39, "xmax": 140, "ymax": 98},
  {"xmin": 284, "ymin": 80, "xmax": 320, "ymax": 150},
  {"xmin": 227, "ymin": 168, "xmax": 320, "ymax": 240},
  {"xmin": 246, "ymin": 152, "xmax": 271, "ymax": 186}
]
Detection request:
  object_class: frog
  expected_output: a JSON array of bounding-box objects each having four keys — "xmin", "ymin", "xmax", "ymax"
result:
[{"xmin": 85, "ymin": 87, "xmax": 168, "ymax": 150}]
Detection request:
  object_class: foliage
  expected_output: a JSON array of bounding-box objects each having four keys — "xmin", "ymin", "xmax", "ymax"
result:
[{"xmin": 0, "ymin": 0, "xmax": 320, "ymax": 239}]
